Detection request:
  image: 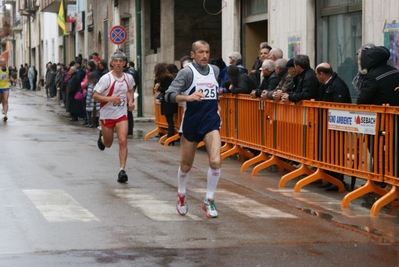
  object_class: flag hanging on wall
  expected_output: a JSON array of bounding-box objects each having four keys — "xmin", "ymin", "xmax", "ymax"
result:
[{"xmin": 57, "ymin": 0, "xmax": 66, "ymax": 35}]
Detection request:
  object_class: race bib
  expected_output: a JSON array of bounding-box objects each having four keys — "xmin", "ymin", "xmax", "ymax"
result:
[{"xmin": 196, "ymin": 78, "xmax": 218, "ymax": 100}]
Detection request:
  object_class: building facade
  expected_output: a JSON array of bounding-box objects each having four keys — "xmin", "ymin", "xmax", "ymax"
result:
[{"xmin": 1, "ymin": 0, "xmax": 398, "ymax": 114}]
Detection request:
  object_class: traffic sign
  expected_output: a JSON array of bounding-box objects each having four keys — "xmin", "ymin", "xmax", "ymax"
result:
[{"xmin": 109, "ymin": 25, "xmax": 127, "ymax": 45}]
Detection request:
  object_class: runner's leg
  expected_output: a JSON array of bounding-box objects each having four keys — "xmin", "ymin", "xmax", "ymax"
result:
[{"xmin": 115, "ymin": 120, "xmax": 128, "ymax": 169}]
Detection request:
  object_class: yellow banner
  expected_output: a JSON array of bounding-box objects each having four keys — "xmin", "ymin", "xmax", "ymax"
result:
[{"xmin": 57, "ymin": 0, "xmax": 66, "ymax": 35}]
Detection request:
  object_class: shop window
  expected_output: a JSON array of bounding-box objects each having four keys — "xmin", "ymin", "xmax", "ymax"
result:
[
  {"xmin": 150, "ymin": 0, "xmax": 160, "ymax": 53},
  {"xmin": 323, "ymin": 0, "xmax": 361, "ymax": 8},
  {"xmin": 246, "ymin": 0, "xmax": 267, "ymax": 16},
  {"xmin": 319, "ymin": 1, "xmax": 362, "ymax": 102}
]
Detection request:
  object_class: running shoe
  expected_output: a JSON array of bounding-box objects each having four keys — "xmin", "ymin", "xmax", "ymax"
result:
[
  {"xmin": 176, "ymin": 193, "xmax": 187, "ymax": 215},
  {"xmin": 3, "ymin": 116, "xmax": 7, "ymax": 122},
  {"xmin": 117, "ymin": 170, "xmax": 128, "ymax": 183},
  {"xmin": 97, "ymin": 130, "xmax": 105, "ymax": 151},
  {"xmin": 202, "ymin": 198, "xmax": 218, "ymax": 218}
]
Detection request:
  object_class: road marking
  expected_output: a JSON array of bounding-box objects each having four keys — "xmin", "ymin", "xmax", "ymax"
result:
[
  {"xmin": 113, "ymin": 189, "xmax": 202, "ymax": 221},
  {"xmin": 23, "ymin": 189, "xmax": 99, "ymax": 222},
  {"xmin": 192, "ymin": 189, "xmax": 297, "ymax": 218}
]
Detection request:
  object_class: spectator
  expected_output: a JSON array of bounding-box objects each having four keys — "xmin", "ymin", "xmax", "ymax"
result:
[
  {"xmin": 28, "ymin": 65, "xmax": 35, "ymax": 90},
  {"xmin": 45, "ymin": 63, "xmax": 57, "ymax": 98},
  {"xmin": 250, "ymin": 44, "xmax": 272, "ymax": 86},
  {"xmin": 281, "ymin": 54, "xmax": 318, "ymax": 103},
  {"xmin": 154, "ymin": 63, "xmax": 178, "ymax": 141},
  {"xmin": 180, "ymin": 55, "xmax": 192, "ymax": 69},
  {"xmin": 124, "ymin": 61, "xmax": 138, "ymax": 135},
  {"xmin": 221, "ymin": 64, "xmax": 256, "ymax": 94},
  {"xmin": 228, "ymin": 52, "xmax": 248, "ymax": 74},
  {"xmin": 268, "ymin": 48, "xmax": 284, "ymax": 61},
  {"xmin": 18, "ymin": 64, "xmax": 24, "ymax": 87},
  {"xmin": 250, "ymin": 59, "xmax": 280, "ymax": 98},
  {"xmin": 33, "ymin": 66, "xmax": 38, "ymax": 90},
  {"xmin": 67, "ymin": 66, "xmax": 81, "ymax": 121},
  {"xmin": 355, "ymin": 45, "xmax": 399, "ymax": 106},
  {"xmin": 268, "ymin": 58, "xmax": 293, "ymax": 100},
  {"xmin": 315, "ymin": 62, "xmax": 352, "ymax": 191},
  {"xmin": 210, "ymin": 57, "xmax": 227, "ymax": 88},
  {"xmin": 85, "ymin": 71, "xmax": 100, "ymax": 128},
  {"xmin": 98, "ymin": 59, "xmax": 109, "ymax": 78}
]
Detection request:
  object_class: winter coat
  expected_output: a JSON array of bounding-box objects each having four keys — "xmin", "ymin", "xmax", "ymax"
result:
[
  {"xmin": 254, "ymin": 71, "xmax": 280, "ymax": 97},
  {"xmin": 287, "ymin": 67, "xmax": 319, "ymax": 103},
  {"xmin": 157, "ymin": 77, "xmax": 178, "ymax": 116},
  {"xmin": 67, "ymin": 72, "xmax": 82, "ymax": 114},
  {"xmin": 356, "ymin": 46, "xmax": 399, "ymax": 106},
  {"xmin": 222, "ymin": 73, "xmax": 256, "ymax": 94},
  {"xmin": 319, "ymin": 73, "xmax": 352, "ymax": 103}
]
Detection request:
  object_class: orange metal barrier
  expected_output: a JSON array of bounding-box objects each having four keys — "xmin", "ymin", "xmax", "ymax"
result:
[
  {"xmin": 144, "ymin": 88, "xmax": 181, "ymax": 146},
  {"xmin": 218, "ymin": 96, "xmax": 395, "ymax": 216},
  {"xmin": 146, "ymin": 93, "xmax": 398, "ymax": 216}
]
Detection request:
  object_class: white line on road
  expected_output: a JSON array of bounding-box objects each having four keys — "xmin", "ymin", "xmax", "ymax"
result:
[
  {"xmin": 23, "ymin": 189, "xmax": 99, "ymax": 222},
  {"xmin": 192, "ymin": 189, "xmax": 297, "ymax": 218},
  {"xmin": 113, "ymin": 189, "xmax": 202, "ymax": 221}
]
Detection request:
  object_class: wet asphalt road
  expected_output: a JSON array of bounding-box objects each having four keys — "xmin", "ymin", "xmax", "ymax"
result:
[{"xmin": 0, "ymin": 87, "xmax": 398, "ymax": 267}]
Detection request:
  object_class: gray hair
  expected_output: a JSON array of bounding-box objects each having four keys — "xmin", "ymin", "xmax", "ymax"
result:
[
  {"xmin": 269, "ymin": 48, "xmax": 283, "ymax": 59},
  {"xmin": 275, "ymin": 58, "xmax": 287, "ymax": 69},
  {"xmin": 262, "ymin": 59, "xmax": 275, "ymax": 71}
]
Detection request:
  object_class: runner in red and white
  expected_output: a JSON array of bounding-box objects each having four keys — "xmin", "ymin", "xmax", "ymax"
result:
[{"xmin": 93, "ymin": 51, "xmax": 135, "ymax": 183}]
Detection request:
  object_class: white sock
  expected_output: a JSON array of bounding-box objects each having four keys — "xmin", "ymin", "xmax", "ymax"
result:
[
  {"xmin": 206, "ymin": 167, "xmax": 221, "ymax": 200},
  {"xmin": 177, "ymin": 167, "xmax": 189, "ymax": 195},
  {"xmin": 120, "ymin": 167, "xmax": 124, "ymax": 171}
]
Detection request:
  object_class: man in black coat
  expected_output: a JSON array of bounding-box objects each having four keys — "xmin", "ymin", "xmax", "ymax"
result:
[
  {"xmin": 221, "ymin": 65, "xmax": 256, "ymax": 94},
  {"xmin": 355, "ymin": 46, "xmax": 399, "ymax": 106},
  {"xmin": 250, "ymin": 59, "xmax": 280, "ymax": 98},
  {"xmin": 315, "ymin": 62, "xmax": 352, "ymax": 191},
  {"xmin": 281, "ymin": 54, "xmax": 319, "ymax": 103},
  {"xmin": 316, "ymin": 63, "xmax": 352, "ymax": 103},
  {"xmin": 67, "ymin": 66, "xmax": 81, "ymax": 121}
]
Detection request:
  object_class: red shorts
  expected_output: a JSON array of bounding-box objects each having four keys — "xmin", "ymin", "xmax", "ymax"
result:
[{"xmin": 100, "ymin": 115, "xmax": 127, "ymax": 128}]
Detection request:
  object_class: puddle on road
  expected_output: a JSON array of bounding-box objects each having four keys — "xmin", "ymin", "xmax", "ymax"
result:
[
  {"xmin": 297, "ymin": 207, "xmax": 395, "ymax": 243},
  {"xmin": 298, "ymin": 208, "xmax": 333, "ymax": 220}
]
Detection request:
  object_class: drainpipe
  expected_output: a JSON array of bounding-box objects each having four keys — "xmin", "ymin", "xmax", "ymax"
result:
[
  {"xmin": 28, "ymin": 0, "xmax": 31, "ymax": 66},
  {"xmin": 62, "ymin": 0, "xmax": 66, "ymax": 63},
  {"xmin": 136, "ymin": 0, "xmax": 142, "ymax": 117}
]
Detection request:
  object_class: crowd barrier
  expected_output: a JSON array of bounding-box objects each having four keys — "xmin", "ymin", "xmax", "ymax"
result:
[{"xmin": 145, "ymin": 93, "xmax": 398, "ymax": 216}]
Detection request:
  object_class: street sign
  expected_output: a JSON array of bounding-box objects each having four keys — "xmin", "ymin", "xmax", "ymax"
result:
[{"xmin": 109, "ymin": 25, "xmax": 127, "ymax": 45}]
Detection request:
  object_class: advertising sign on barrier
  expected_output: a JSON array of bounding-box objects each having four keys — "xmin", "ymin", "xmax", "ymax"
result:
[{"xmin": 328, "ymin": 109, "xmax": 377, "ymax": 135}]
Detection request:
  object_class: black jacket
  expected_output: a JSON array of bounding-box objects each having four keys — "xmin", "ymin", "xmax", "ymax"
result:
[
  {"xmin": 287, "ymin": 67, "xmax": 318, "ymax": 103},
  {"xmin": 319, "ymin": 73, "xmax": 352, "ymax": 103},
  {"xmin": 223, "ymin": 73, "xmax": 256, "ymax": 94},
  {"xmin": 157, "ymin": 77, "xmax": 178, "ymax": 116},
  {"xmin": 254, "ymin": 71, "xmax": 280, "ymax": 97},
  {"xmin": 67, "ymin": 72, "xmax": 82, "ymax": 114},
  {"xmin": 356, "ymin": 46, "xmax": 399, "ymax": 106}
]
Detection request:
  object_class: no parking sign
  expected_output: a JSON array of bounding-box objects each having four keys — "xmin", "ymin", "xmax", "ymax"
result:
[{"xmin": 109, "ymin": 25, "xmax": 127, "ymax": 45}]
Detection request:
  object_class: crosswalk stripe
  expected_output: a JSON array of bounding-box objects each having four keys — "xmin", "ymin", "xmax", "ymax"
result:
[
  {"xmin": 113, "ymin": 189, "xmax": 202, "ymax": 221},
  {"xmin": 23, "ymin": 189, "xmax": 99, "ymax": 222},
  {"xmin": 192, "ymin": 189, "xmax": 297, "ymax": 218}
]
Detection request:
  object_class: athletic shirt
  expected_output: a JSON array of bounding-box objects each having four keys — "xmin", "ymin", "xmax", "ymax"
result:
[
  {"xmin": 0, "ymin": 68, "xmax": 10, "ymax": 89},
  {"xmin": 180, "ymin": 63, "xmax": 220, "ymax": 135},
  {"xmin": 94, "ymin": 72, "xmax": 134, "ymax": 120}
]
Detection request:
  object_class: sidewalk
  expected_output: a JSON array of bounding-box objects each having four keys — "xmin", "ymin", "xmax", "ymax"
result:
[{"xmin": 18, "ymin": 85, "xmax": 155, "ymax": 123}]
